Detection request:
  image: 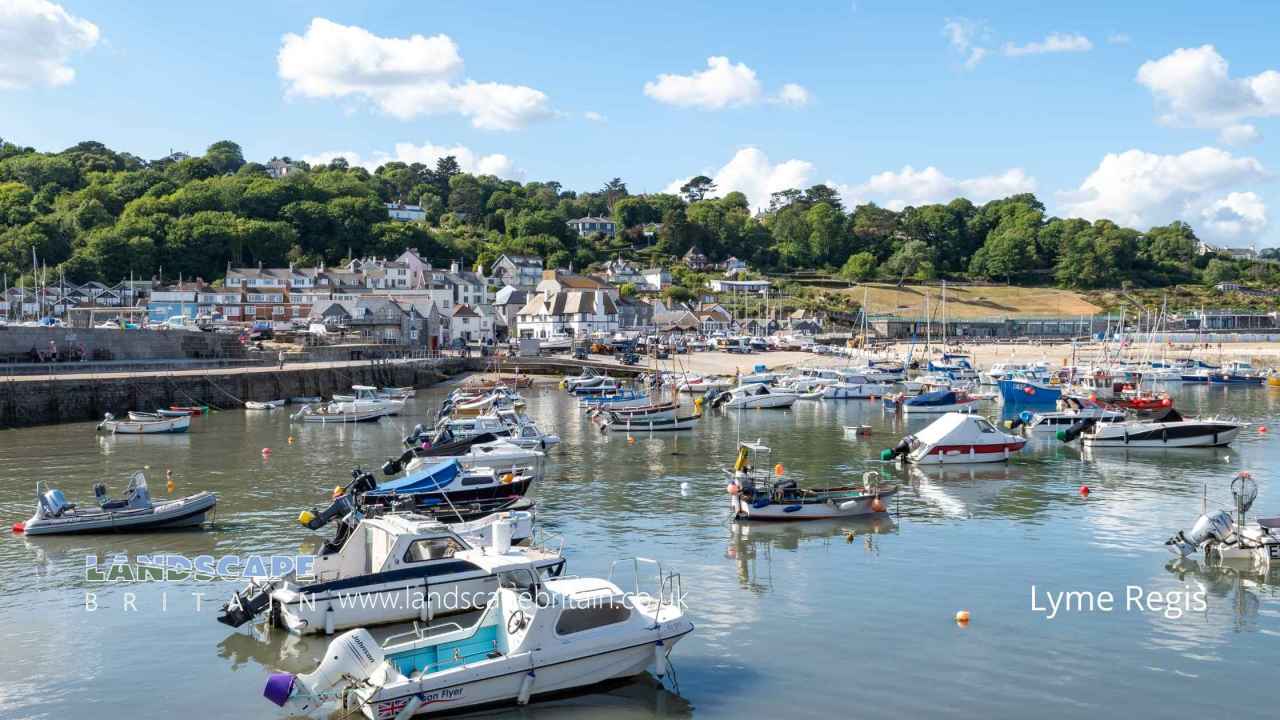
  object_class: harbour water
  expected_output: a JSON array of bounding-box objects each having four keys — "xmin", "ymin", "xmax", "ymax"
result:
[{"xmin": 1, "ymin": 381, "xmax": 1278, "ymax": 719}]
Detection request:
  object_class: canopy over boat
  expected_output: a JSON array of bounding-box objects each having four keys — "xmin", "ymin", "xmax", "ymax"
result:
[
  {"xmin": 906, "ymin": 389, "xmax": 960, "ymax": 406},
  {"xmin": 364, "ymin": 459, "xmax": 462, "ymax": 497}
]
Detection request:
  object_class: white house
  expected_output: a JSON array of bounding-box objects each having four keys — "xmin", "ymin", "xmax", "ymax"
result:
[
  {"xmin": 567, "ymin": 216, "xmax": 616, "ymax": 238},
  {"xmin": 449, "ymin": 304, "xmax": 493, "ymax": 344},
  {"xmin": 386, "ymin": 203, "xmax": 427, "ymax": 222},
  {"xmin": 641, "ymin": 267, "xmax": 672, "ymax": 292},
  {"xmin": 709, "ymin": 278, "xmax": 771, "ymax": 293},
  {"xmin": 515, "ymin": 289, "xmax": 618, "ymax": 340},
  {"xmin": 604, "ymin": 258, "xmax": 644, "ymax": 286}
]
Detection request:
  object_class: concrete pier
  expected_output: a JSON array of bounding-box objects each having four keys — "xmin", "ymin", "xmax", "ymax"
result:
[{"xmin": 0, "ymin": 357, "xmax": 467, "ymax": 429}]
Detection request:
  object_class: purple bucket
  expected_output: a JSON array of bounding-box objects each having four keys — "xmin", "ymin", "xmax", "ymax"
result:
[{"xmin": 263, "ymin": 673, "xmax": 295, "ymax": 707}]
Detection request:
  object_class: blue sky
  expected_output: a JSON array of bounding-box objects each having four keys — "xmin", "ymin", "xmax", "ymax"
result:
[{"xmin": 2, "ymin": 0, "xmax": 1277, "ymax": 246}]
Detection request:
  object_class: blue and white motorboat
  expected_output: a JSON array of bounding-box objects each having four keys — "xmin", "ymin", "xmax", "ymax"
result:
[
  {"xmin": 1208, "ymin": 361, "xmax": 1263, "ymax": 385},
  {"xmin": 928, "ymin": 353, "xmax": 979, "ymax": 381}
]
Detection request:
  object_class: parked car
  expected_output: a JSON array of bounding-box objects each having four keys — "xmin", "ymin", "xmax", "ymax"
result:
[{"xmin": 572, "ymin": 346, "xmax": 589, "ymax": 360}]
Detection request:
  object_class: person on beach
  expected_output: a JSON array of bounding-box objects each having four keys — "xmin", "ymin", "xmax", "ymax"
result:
[{"xmin": 278, "ymin": 350, "xmax": 285, "ymax": 368}]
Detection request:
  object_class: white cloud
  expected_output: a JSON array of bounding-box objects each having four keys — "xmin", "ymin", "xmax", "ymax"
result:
[
  {"xmin": 583, "ymin": 110, "xmax": 606, "ymax": 122},
  {"xmin": 1108, "ymin": 33, "xmax": 1132, "ymax": 45},
  {"xmin": 1219, "ymin": 123, "xmax": 1260, "ymax": 146},
  {"xmin": 942, "ymin": 18, "xmax": 988, "ymax": 70},
  {"xmin": 1136, "ymin": 45, "xmax": 1280, "ymax": 130},
  {"xmin": 0, "ymin": 0, "xmax": 99, "ymax": 89},
  {"xmin": 1200, "ymin": 192, "xmax": 1267, "ymax": 239},
  {"xmin": 837, "ymin": 166, "xmax": 1037, "ymax": 210},
  {"xmin": 1003, "ymin": 33, "xmax": 1092, "ymax": 57},
  {"xmin": 772, "ymin": 83, "xmax": 811, "ymax": 107},
  {"xmin": 302, "ymin": 141, "xmax": 523, "ymax": 180},
  {"xmin": 1057, "ymin": 147, "xmax": 1268, "ymax": 241},
  {"xmin": 664, "ymin": 148, "xmax": 814, "ymax": 210},
  {"xmin": 277, "ymin": 18, "xmax": 553, "ymax": 130},
  {"xmin": 643, "ymin": 56, "xmax": 763, "ymax": 109}
]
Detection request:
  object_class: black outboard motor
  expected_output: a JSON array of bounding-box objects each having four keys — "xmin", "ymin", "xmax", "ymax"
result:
[
  {"xmin": 1056, "ymin": 418, "xmax": 1097, "ymax": 443},
  {"xmin": 381, "ymin": 449, "xmax": 416, "ymax": 476},
  {"xmin": 879, "ymin": 436, "xmax": 913, "ymax": 461}
]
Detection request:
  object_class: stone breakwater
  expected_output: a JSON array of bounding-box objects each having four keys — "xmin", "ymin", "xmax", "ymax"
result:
[{"xmin": 0, "ymin": 358, "xmax": 466, "ymax": 429}]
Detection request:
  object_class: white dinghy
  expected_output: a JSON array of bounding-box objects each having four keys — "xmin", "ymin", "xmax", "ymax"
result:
[
  {"xmin": 17, "ymin": 472, "xmax": 216, "ymax": 535},
  {"xmin": 263, "ymin": 558, "xmax": 692, "ymax": 718},
  {"xmin": 97, "ymin": 412, "xmax": 190, "ymax": 434}
]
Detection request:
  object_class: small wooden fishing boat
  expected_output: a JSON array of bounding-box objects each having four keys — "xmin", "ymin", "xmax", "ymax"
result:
[
  {"xmin": 244, "ymin": 399, "xmax": 286, "ymax": 410},
  {"xmin": 728, "ymin": 441, "xmax": 896, "ymax": 520},
  {"xmin": 603, "ymin": 414, "xmax": 700, "ymax": 432},
  {"xmin": 98, "ymin": 412, "xmax": 191, "ymax": 434},
  {"xmin": 290, "ymin": 404, "xmax": 389, "ymax": 424}
]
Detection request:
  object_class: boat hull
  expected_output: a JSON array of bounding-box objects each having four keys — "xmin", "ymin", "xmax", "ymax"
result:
[
  {"xmin": 732, "ymin": 493, "xmax": 891, "ymax": 520},
  {"xmin": 100, "ymin": 415, "xmax": 191, "ymax": 434},
  {"xmin": 902, "ymin": 400, "xmax": 978, "ymax": 414},
  {"xmin": 997, "ymin": 379, "xmax": 1061, "ymax": 404},
  {"xmin": 357, "ymin": 630, "xmax": 692, "ymax": 719},
  {"xmin": 908, "ymin": 441, "xmax": 1026, "ymax": 464},
  {"xmin": 22, "ymin": 492, "xmax": 216, "ymax": 535},
  {"xmin": 821, "ymin": 383, "xmax": 892, "ymax": 399},
  {"xmin": 723, "ymin": 395, "xmax": 796, "ymax": 409},
  {"xmin": 1083, "ymin": 424, "xmax": 1239, "ymax": 447}
]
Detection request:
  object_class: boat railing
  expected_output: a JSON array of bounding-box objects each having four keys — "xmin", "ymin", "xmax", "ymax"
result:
[
  {"xmin": 608, "ymin": 557, "xmax": 678, "ymax": 605},
  {"xmin": 531, "ymin": 528, "xmax": 564, "ymax": 556},
  {"xmin": 384, "ymin": 592, "xmax": 500, "ymax": 648}
]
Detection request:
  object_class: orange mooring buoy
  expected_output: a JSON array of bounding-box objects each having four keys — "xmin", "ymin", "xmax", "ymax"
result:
[{"xmin": 955, "ymin": 610, "xmax": 970, "ymax": 625}]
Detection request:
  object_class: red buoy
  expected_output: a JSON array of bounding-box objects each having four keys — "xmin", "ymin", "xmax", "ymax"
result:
[
  {"xmin": 1261, "ymin": 426, "xmax": 1269, "ymax": 433},
  {"xmin": 11, "ymin": 522, "xmax": 24, "ymax": 534},
  {"xmin": 1079, "ymin": 485, "xmax": 1090, "ymax": 497}
]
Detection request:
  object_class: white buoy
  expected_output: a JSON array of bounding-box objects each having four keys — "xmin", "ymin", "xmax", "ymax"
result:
[
  {"xmin": 517, "ymin": 670, "xmax": 536, "ymax": 705},
  {"xmin": 654, "ymin": 639, "xmax": 668, "ymax": 678},
  {"xmin": 680, "ymin": 482, "xmax": 690, "ymax": 496},
  {"xmin": 394, "ymin": 696, "xmax": 423, "ymax": 720}
]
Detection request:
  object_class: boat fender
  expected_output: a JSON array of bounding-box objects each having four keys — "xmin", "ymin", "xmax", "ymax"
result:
[
  {"xmin": 324, "ymin": 605, "xmax": 335, "ymax": 635},
  {"xmin": 837, "ymin": 499, "xmax": 865, "ymax": 512},
  {"xmin": 517, "ymin": 670, "xmax": 536, "ymax": 705},
  {"xmin": 381, "ymin": 458, "xmax": 403, "ymax": 476},
  {"xmin": 752, "ymin": 497, "xmax": 771, "ymax": 509},
  {"xmin": 783, "ymin": 505, "xmax": 803, "ymax": 513},
  {"xmin": 654, "ymin": 639, "xmax": 668, "ymax": 678},
  {"xmin": 1056, "ymin": 418, "xmax": 1096, "ymax": 443}
]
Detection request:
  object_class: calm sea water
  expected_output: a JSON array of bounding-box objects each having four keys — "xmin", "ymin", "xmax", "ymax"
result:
[{"xmin": 2, "ymin": 380, "xmax": 1279, "ymax": 719}]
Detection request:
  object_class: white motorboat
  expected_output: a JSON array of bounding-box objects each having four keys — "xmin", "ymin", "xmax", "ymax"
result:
[
  {"xmin": 714, "ymin": 383, "xmax": 798, "ymax": 409},
  {"xmin": 245, "ymin": 399, "xmax": 286, "ymax": 410},
  {"xmin": 220, "ymin": 513, "xmax": 563, "ymax": 634},
  {"xmin": 820, "ymin": 378, "xmax": 892, "ymax": 399},
  {"xmin": 882, "ymin": 412, "xmax": 1026, "ymax": 464},
  {"xmin": 16, "ymin": 472, "xmax": 216, "ymax": 535},
  {"xmin": 263, "ymin": 558, "xmax": 692, "ymax": 717},
  {"xmin": 380, "ymin": 386, "xmax": 417, "ymax": 399},
  {"xmin": 436, "ymin": 410, "xmax": 560, "ymax": 450},
  {"xmin": 727, "ymin": 441, "xmax": 896, "ymax": 520},
  {"xmin": 1067, "ymin": 408, "xmax": 1240, "ymax": 448},
  {"xmin": 1166, "ymin": 472, "xmax": 1279, "ymax": 568},
  {"xmin": 97, "ymin": 412, "xmax": 190, "ymax": 434},
  {"xmin": 1015, "ymin": 397, "xmax": 1127, "ymax": 433},
  {"xmin": 331, "ymin": 385, "xmax": 405, "ymax": 415},
  {"xmin": 403, "ymin": 440, "xmax": 545, "ymax": 480}
]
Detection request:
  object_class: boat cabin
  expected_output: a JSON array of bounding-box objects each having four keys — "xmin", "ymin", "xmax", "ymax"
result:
[{"xmin": 309, "ymin": 514, "xmax": 479, "ymax": 583}]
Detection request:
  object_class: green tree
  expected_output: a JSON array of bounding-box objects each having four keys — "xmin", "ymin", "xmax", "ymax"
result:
[{"xmin": 838, "ymin": 251, "xmax": 877, "ymax": 281}]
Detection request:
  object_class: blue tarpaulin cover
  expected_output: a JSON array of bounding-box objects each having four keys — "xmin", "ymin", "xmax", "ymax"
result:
[
  {"xmin": 905, "ymin": 389, "xmax": 958, "ymax": 406},
  {"xmin": 365, "ymin": 459, "xmax": 461, "ymax": 496}
]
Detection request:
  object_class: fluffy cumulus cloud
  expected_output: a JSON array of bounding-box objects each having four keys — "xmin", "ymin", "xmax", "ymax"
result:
[
  {"xmin": 1136, "ymin": 45, "xmax": 1280, "ymax": 133},
  {"xmin": 1003, "ymin": 33, "xmax": 1092, "ymax": 57},
  {"xmin": 1057, "ymin": 147, "xmax": 1269, "ymax": 241},
  {"xmin": 942, "ymin": 17, "xmax": 988, "ymax": 70},
  {"xmin": 664, "ymin": 148, "xmax": 814, "ymax": 210},
  {"xmin": 303, "ymin": 141, "xmax": 522, "ymax": 180},
  {"xmin": 643, "ymin": 56, "xmax": 809, "ymax": 110},
  {"xmin": 836, "ymin": 166, "xmax": 1037, "ymax": 210},
  {"xmin": 277, "ymin": 18, "xmax": 553, "ymax": 130},
  {"xmin": 1200, "ymin": 191, "xmax": 1268, "ymax": 239},
  {"xmin": 1219, "ymin": 123, "xmax": 1261, "ymax": 146},
  {"xmin": 0, "ymin": 0, "xmax": 99, "ymax": 89}
]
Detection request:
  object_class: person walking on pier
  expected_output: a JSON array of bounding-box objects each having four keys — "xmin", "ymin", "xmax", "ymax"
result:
[{"xmin": 278, "ymin": 350, "xmax": 285, "ymax": 369}]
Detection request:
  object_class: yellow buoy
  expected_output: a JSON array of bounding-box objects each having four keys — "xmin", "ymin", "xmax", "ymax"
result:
[
  {"xmin": 298, "ymin": 510, "xmax": 315, "ymax": 527},
  {"xmin": 332, "ymin": 485, "xmax": 344, "ymax": 498}
]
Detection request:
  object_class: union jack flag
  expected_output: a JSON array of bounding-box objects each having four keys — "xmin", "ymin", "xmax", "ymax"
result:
[{"xmin": 377, "ymin": 697, "xmax": 410, "ymax": 719}]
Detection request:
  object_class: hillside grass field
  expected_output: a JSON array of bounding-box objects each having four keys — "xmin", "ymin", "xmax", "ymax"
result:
[{"xmin": 835, "ymin": 283, "xmax": 1104, "ymax": 319}]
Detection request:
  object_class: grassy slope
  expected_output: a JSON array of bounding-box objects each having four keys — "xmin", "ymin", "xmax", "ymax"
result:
[{"xmin": 832, "ymin": 283, "xmax": 1104, "ymax": 320}]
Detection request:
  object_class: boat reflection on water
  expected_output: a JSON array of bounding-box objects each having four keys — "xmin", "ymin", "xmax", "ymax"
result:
[
  {"xmin": 1165, "ymin": 558, "xmax": 1280, "ymax": 631},
  {"xmin": 904, "ymin": 463, "xmax": 1031, "ymax": 521},
  {"xmin": 727, "ymin": 516, "xmax": 898, "ymax": 592}
]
